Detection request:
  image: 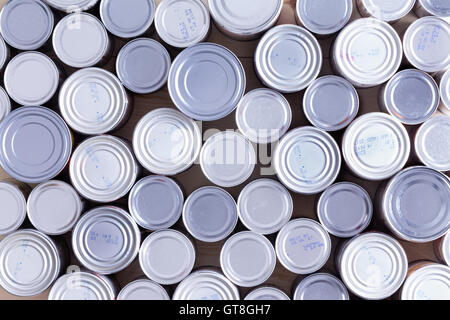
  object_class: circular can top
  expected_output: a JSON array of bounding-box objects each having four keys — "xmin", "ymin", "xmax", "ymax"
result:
[
  {"xmin": 333, "ymin": 18, "xmax": 402, "ymax": 88},
  {"xmin": 27, "ymin": 180, "xmax": 83, "ymax": 236},
  {"xmin": 129, "ymin": 175, "xmax": 184, "ymax": 231},
  {"xmin": 70, "ymin": 135, "xmax": 138, "ymax": 203},
  {"xmin": 441, "ymin": 233, "xmax": 450, "ymax": 266},
  {"xmin": 293, "ymin": 273, "xmax": 350, "ymax": 300},
  {"xmin": 358, "ymin": 0, "xmax": 415, "ymax": 22},
  {"xmin": 342, "ymin": 112, "xmax": 410, "ymax": 181},
  {"xmin": 53, "ymin": 13, "xmax": 110, "ymax": 68},
  {"xmin": 200, "ymin": 131, "xmax": 256, "ymax": 188},
  {"xmin": 117, "ymin": 279, "xmax": 170, "ymax": 300},
  {"xmin": 43, "ymin": 0, "xmax": 98, "ymax": 12},
  {"xmin": 0, "ymin": 106, "xmax": 72, "ymax": 184},
  {"xmin": 303, "ymin": 75, "xmax": 359, "ymax": 131},
  {"xmin": 237, "ymin": 178, "xmax": 293, "ymax": 235},
  {"xmin": 382, "ymin": 166, "xmax": 450, "ymax": 242},
  {"xmin": 275, "ymin": 218, "xmax": 332, "ymax": 275},
  {"xmin": 139, "ymin": 229, "xmax": 196, "ymax": 285},
  {"xmin": 133, "ymin": 108, "xmax": 201, "ymax": 176},
  {"xmin": 417, "ymin": 0, "xmax": 450, "ymax": 17},
  {"xmin": 244, "ymin": 287, "xmax": 290, "ymax": 300},
  {"xmin": 173, "ymin": 269, "xmax": 240, "ymax": 300},
  {"xmin": 0, "ymin": 35, "xmax": 9, "ymax": 71},
  {"xmin": 183, "ymin": 186, "xmax": 238, "ymax": 242},
  {"xmin": 0, "ymin": 181, "xmax": 27, "ymax": 235},
  {"xmin": 438, "ymin": 69, "xmax": 450, "ymax": 115},
  {"xmin": 168, "ymin": 43, "xmax": 245, "ymax": 121},
  {"xmin": 273, "ymin": 127, "xmax": 341, "ymax": 194},
  {"xmin": 72, "ymin": 206, "xmax": 140, "ymax": 275},
  {"xmin": 0, "ymin": 86, "xmax": 11, "ymax": 124},
  {"xmin": 236, "ymin": 88, "xmax": 292, "ymax": 144},
  {"xmin": 155, "ymin": 0, "xmax": 210, "ymax": 48},
  {"xmin": 4, "ymin": 51, "xmax": 59, "ymax": 106},
  {"xmin": 255, "ymin": 25, "xmax": 322, "ymax": 93},
  {"xmin": 401, "ymin": 264, "xmax": 450, "ymax": 300},
  {"xmin": 317, "ymin": 182, "xmax": 373, "ymax": 238},
  {"xmin": 0, "ymin": 229, "xmax": 62, "ymax": 297}
]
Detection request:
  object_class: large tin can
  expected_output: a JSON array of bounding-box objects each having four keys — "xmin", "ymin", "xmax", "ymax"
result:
[
  {"xmin": 357, "ymin": 0, "xmax": 415, "ymax": 23},
  {"xmin": 0, "ymin": 86, "xmax": 11, "ymax": 124},
  {"xmin": 293, "ymin": 273, "xmax": 349, "ymax": 300},
  {"xmin": 43, "ymin": 0, "xmax": 99, "ymax": 13},
  {"xmin": 117, "ymin": 278, "xmax": 170, "ymax": 300},
  {"xmin": 244, "ymin": 286, "xmax": 290, "ymax": 300},
  {"xmin": 0, "ymin": 180, "xmax": 30, "ymax": 235},
  {"xmin": 414, "ymin": 0, "xmax": 450, "ymax": 19},
  {"xmin": 435, "ymin": 68, "xmax": 450, "ymax": 115},
  {"xmin": 434, "ymin": 232, "xmax": 450, "ymax": 266}
]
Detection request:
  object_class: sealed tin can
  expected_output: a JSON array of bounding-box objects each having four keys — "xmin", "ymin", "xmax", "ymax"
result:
[
  {"xmin": 293, "ymin": 273, "xmax": 349, "ymax": 300},
  {"xmin": 357, "ymin": 0, "xmax": 415, "ymax": 22},
  {"xmin": 43, "ymin": 0, "xmax": 98, "ymax": 13},
  {"xmin": 139, "ymin": 229, "xmax": 195, "ymax": 285},
  {"xmin": 0, "ymin": 34, "xmax": 9, "ymax": 73},
  {"xmin": 435, "ymin": 232, "xmax": 450, "ymax": 266},
  {"xmin": 117, "ymin": 278, "xmax": 170, "ymax": 300},
  {"xmin": 415, "ymin": 0, "xmax": 450, "ymax": 18},
  {"xmin": 0, "ymin": 106, "xmax": 72, "ymax": 184},
  {"xmin": 276, "ymin": 218, "xmax": 331, "ymax": 275},
  {"xmin": 168, "ymin": 43, "xmax": 245, "ymax": 121},
  {"xmin": 183, "ymin": 186, "xmax": 238, "ymax": 242},
  {"xmin": 72, "ymin": 206, "xmax": 140, "ymax": 275},
  {"xmin": 401, "ymin": 262, "xmax": 450, "ymax": 300},
  {"xmin": 435, "ymin": 68, "xmax": 450, "ymax": 115},
  {"xmin": 245, "ymin": 287, "xmax": 290, "ymax": 300},
  {"xmin": 0, "ymin": 180, "xmax": 29, "ymax": 235},
  {"xmin": 332, "ymin": 18, "xmax": 402, "ymax": 88},
  {"xmin": 342, "ymin": 112, "xmax": 410, "ymax": 181},
  {"xmin": 0, "ymin": 86, "xmax": 11, "ymax": 124},
  {"xmin": 273, "ymin": 127, "xmax": 341, "ymax": 194}
]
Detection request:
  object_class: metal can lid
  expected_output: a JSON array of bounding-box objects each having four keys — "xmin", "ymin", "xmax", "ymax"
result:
[
  {"xmin": 53, "ymin": 13, "xmax": 109, "ymax": 68},
  {"xmin": 4, "ymin": 51, "xmax": 59, "ymax": 106},
  {"xmin": 358, "ymin": 0, "xmax": 415, "ymax": 22},
  {"xmin": 255, "ymin": 25, "xmax": 322, "ymax": 93},
  {"xmin": 439, "ymin": 69, "xmax": 450, "ymax": 114},
  {"xmin": 303, "ymin": 75, "xmax": 359, "ymax": 131},
  {"xmin": 442, "ymin": 233, "xmax": 450, "ymax": 266},
  {"xmin": 72, "ymin": 206, "xmax": 140, "ymax": 275},
  {"xmin": 59, "ymin": 67, "xmax": 129, "ymax": 135},
  {"xmin": 0, "ymin": 86, "xmax": 11, "ymax": 124},
  {"xmin": 117, "ymin": 279, "xmax": 170, "ymax": 300},
  {"xmin": 0, "ymin": 181, "xmax": 27, "ymax": 235},
  {"xmin": 0, "ymin": 229, "xmax": 61, "ymax": 297},
  {"xmin": 0, "ymin": 106, "xmax": 72, "ymax": 184},
  {"xmin": 27, "ymin": 180, "xmax": 83, "ymax": 236},
  {"xmin": 236, "ymin": 88, "xmax": 292, "ymax": 144},
  {"xmin": 244, "ymin": 287, "xmax": 290, "ymax": 300},
  {"xmin": 273, "ymin": 127, "xmax": 341, "ymax": 194},
  {"xmin": 342, "ymin": 112, "xmax": 410, "ymax": 181},
  {"xmin": 43, "ymin": 0, "xmax": 98, "ymax": 12},
  {"xmin": 0, "ymin": 34, "xmax": 9, "ymax": 71},
  {"xmin": 200, "ymin": 131, "xmax": 256, "ymax": 188},
  {"xmin": 155, "ymin": 0, "xmax": 210, "ymax": 48},
  {"xmin": 275, "ymin": 218, "xmax": 331, "ymax": 275},
  {"xmin": 401, "ymin": 264, "xmax": 450, "ymax": 300},
  {"xmin": 129, "ymin": 175, "xmax": 184, "ymax": 231},
  {"xmin": 237, "ymin": 178, "xmax": 293, "ymax": 235},
  {"xmin": 417, "ymin": 0, "xmax": 450, "ymax": 17},
  {"xmin": 293, "ymin": 273, "xmax": 349, "ymax": 300},
  {"xmin": 133, "ymin": 108, "xmax": 201, "ymax": 175},
  {"xmin": 139, "ymin": 229, "xmax": 196, "ymax": 285},
  {"xmin": 168, "ymin": 43, "xmax": 245, "ymax": 121}
]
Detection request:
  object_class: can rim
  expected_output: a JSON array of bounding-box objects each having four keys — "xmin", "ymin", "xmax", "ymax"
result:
[
  {"xmin": 439, "ymin": 69, "xmax": 450, "ymax": 113},
  {"xmin": 244, "ymin": 286, "xmax": 290, "ymax": 300},
  {"xmin": 0, "ymin": 34, "xmax": 9, "ymax": 70},
  {"xmin": 293, "ymin": 273, "xmax": 350, "ymax": 300},
  {"xmin": 0, "ymin": 182, "xmax": 27, "ymax": 235},
  {"xmin": 401, "ymin": 264, "xmax": 450, "ymax": 300},
  {"xmin": 0, "ymin": 86, "xmax": 11, "ymax": 125},
  {"xmin": 117, "ymin": 279, "xmax": 170, "ymax": 300},
  {"xmin": 358, "ymin": 0, "xmax": 415, "ymax": 22},
  {"xmin": 43, "ymin": 0, "xmax": 99, "ymax": 12},
  {"xmin": 442, "ymin": 233, "xmax": 450, "ymax": 266}
]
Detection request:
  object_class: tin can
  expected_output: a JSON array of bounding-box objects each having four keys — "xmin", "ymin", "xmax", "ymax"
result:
[
  {"xmin": 0, "ymin": 34, "xmax": 9, "ymax": 73},
  {"xmin": 275, "ymin": 218, "xmax": 332, "ymax": 275},
  {"xmin": 59, "ymin": 68, "xmax": 130, "ymax": 135},
  {"xmin": 293, "ymin": 273, "xmax": 349, "ymax": 300},
  {"xmin": 303, "ymin": 75, "xmax": 359, "ymax": 131},
  {"xmin": 244, "ymin": 287, "xmax": 290, "ymax": 300},
  {"xmin": 435, "ymin": 68, "xmax": 450, "ymax": 115},
  {"xmin": 414, "ymin": 0, "xmax": 450, "ymax": 18},
  {"xmin": 43, "ymin": 0, "xmax": 99, "ymax": 13},
  {"xmin": 0, "ymin": 106, "xmax": 72, "ymax": 184},
  {"xmin": 139, "ymin": 229, "xmax": 196, "ymax": 285},
  {"xmin": 332, "ymin": 18, "xmax": 402, "ymax": 88},
  {"xmin": 183, "ymin": 186, "xmax": 238, "ymax": 242},
  {"xmin": 357, "ymin": 0, "xmax": 415, "ymax": 23},
  {"xmin": 208, "ymin": 0, "xmax": 282, "ymax": 40},
  {"xmin": 168, "ymin": 43, "xmax": 245, "ymax": 121},
  {"xmin": 237, "ymin": 178, "xmax": 293, "ymax": 235},
  {"xmin": 255, "ymin": 25, "xmax": 322, "ymax": 93},
  {"xmin": 0, "ymin": 86, "xmax": 11, "ymax": 124},
  {"xmin": 435, "ymin": 232, "xmax": 450, "ymax": 266},
  {"xmin": 70, "ymin": 135, "xmax": 138, "ymax": 203},
  {"xmin": 273, "ymin": 127, "xmax": 341, "ymax": 194},
  {"xmin": 200, "ymin": 131, "xmax": 256, "ymax": 188},
  {"xmin": 72, "ymin": 206, "xmax": 140, "ymax": 275},
  {"xmin": 117, "ymin": 278, "xmax": 170, "ymax": 300},
  {"xmin": 133, "ymin": 108, "xmax": 201, "ymax": 176},
  {"xmin": 235, "ymin": 88, "xmax": 292, "ymax": 144},
  {"xmin": 0, "ymin": 180, "xmax": 29, "ymax": 235},
  {"xmin": 342, "ymin": 112, "xmax": 410, "ymax": 181}
]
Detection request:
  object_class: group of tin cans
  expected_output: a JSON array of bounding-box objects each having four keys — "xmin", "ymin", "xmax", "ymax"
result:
[{"xmin": 0, "ymin": 0, "xmax": 449, "ymax": 301}]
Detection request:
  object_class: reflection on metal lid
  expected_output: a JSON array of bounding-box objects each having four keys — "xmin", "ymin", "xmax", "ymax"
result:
[
  {"xmin": 401, "ymin": 263, "xmax": 450, "ymax": 300},
  {"xmin": 357, "ymin": 0, "xmax": 415, "ymax": 22},
  {"xmin": 293, "ymin": 273, "xmax": 349, "ymax": 300},
  {"xmin": 43, "ymin": 0, "xmax": 98, "ymax": 12},
  {"xmin": 117, "ymin": 279, "xmax": 170, "ymax": 300},
  {"xmin": 244, "ymin": 287, "xmax": 290, "ymax": 300}
]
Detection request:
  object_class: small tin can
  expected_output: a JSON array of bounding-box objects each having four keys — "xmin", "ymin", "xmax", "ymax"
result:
[
  {"xmin": 342, "ymin": 112, "xmax": 410, "ymax": 181},
  {"xmin": 0, "ymin": 86, "xmax": 11, "ymax": 124},
  {"xmin": 43, "ymin": 0, "xmax": 99, "ymax": 13},
  {"xmin": 303, "ymin": 75, "xmax": 359, "ymax": 131},
  {"xmin": 117, "ymin": 278, "xmax": 170, "ymax": 300},
  {"xmin": 133, "ymin": 108, "xmax": 201, "ymax": 176},
  {"xmin": 59, "ymin": 67, "xmax": 130, "ymax": 135},
  {"xmin": 0, "ymin": 180, "xmax": 29, "ymax": 235},
  {"xmin": 255, "ymin": 25, "xmax": 322, "ymax": 93},
  {"xmin": 332, "ymin": 18, "xmax": 402, "ymax": 88},
  {"xmin": 293, "ymin": 273, "xmax": 349, "ymax": 300},
  {"xmin": 0, "ymin": 106, "xmax": 72, "ymax": 184},
  {"xmin": 208, "ymin": 0, "xmax": 282, "ymax": 40},
  {"xmin": 200, "ymin": 131, "xmax": 256, "ymax": 188},
  {"xmin": 435, "ymin": 232, "xmax": 450, "ymax": 266},
  {"xmin": 0, "ymin": 34, "xmax": 10, "ymax": 73},
  {"xmin": 244, "ymin": 287, "xmax": 290, "ymax": 300},
  {"xmin": 273, "ymin": 127, "xmax": 341, "ymax": 194},
  {"xmin": 129, "ymin": 175, "xmax": 184, "ymax": 231},
  {"xmin": 357, "ymin": 0, "xmax": 415, "ymax": 23},
  {"xmin": 237, "ymin": 178, "xmax": 293, "ymax": 235},
  {"xmin": 235, "ymin": 88, "xmax": 292, "ymax": 144},
  {"xmin": 415, "ymin": 0, "xmax": 450, "ymax": 18},
  {"xmin": 139, "ymin": 229, "xmax": 196, "ymax": 285},
  {"xmin": 275, "ymin": 218, "xmax": 332, "ymax": 275},
  {"xmin": 435, "ymin": 68, "xmax": 450, "ymax": 115},
  {"xmin": 168, "ymin": 43, "xmax": 245, "ymax": 121},
  {"xmin": 72, "ymin": 206, "xmax": 140, "ymax": 275},
  {"xmin": 183, "ymin": 186, "xmax": 238, "ymax": 242},
  {"xmin": 155, "ymin": 0, "xmax": 210, "ymax": 48}
]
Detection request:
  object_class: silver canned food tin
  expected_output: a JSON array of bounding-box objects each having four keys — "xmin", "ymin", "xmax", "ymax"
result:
[
  {"xmin": 435, "ymin": 232, "xmax": 450, "ymax": 266},
  {"xmin": 0, "ymin": 34, "xmax": 9, "ymax": 72},
  {"xmin": 357, "ymin": 0, "xmax": 415, "ymax": 22},
  {"xmin": 72, "ymin": 206, "xmax": 140, "ymax": 275},
  {"xmin": 0, "ymin": 180, "xmax": 29, "ymax": 235},
  {"xmin": 401, "ymin": 262, "xmax": 450, "ymax": 300},
  {"xmin": 0, "ymin": 86, "xmax": 11, "ymax": 124},
  {"xmin": 293, "ymin": 273, "xmax": 349, "ymax": 300},
  {"xmin": 117, "ymin": 279, "xmax": 170, "ymax": 300},
  {"xmin": 435, "ymin": 68, "xmax": 450, "ymax": 115},
  {"xmin": 332, "ymin": 18, "xmax": 402, "ymax": 88},
  {"xmin": 342, "ymin": 112, "xmax": 410, "ymax": 181},
  {"xmin": 275, "ymin": 218, "xmax": 332, "ymax": 275},
  {"xmin": 139, "ymin": 229, "xmax": 196, "ymax": 285},
  {"xmin": 168, "ymin": 43, "xmax": 245, "ymax": 121},
  {"xmin": 415, "ymin": 0, "xmax": 450, "ymax": 18},
  {"xmin": 273, "ymin": 127, "xmax": 341, "ymax": 194},
  {"xmin": 43, "ymin": 0, "xmax": 99, "ymax": 13},
  {"xmin": 244, "ymin": 287, "xmax": 290, "ymax": 300}
]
